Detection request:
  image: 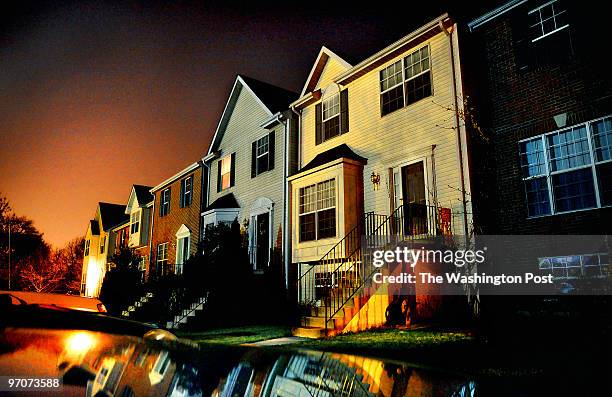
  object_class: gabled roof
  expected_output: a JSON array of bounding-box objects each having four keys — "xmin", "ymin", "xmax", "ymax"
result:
[
  {"xmin": 300, "ymin": 144, "xmax": 367, "ymax": 173},
  {"xmin": 203, "ymin": 193, "xmax": 240, "ymax": 212},
  {"xmin": 206, "ymin": 75, "xmax": 298, "ymax": 156},
  {"xmin": 98, "ymin": 202, "xmax": 129, "ymax": 231},
  {"xmin": 300, "ymin": 46, "xmax": 353, "ymax": 97},
  {"xmin": 133, "ymin": 185, "xmax": 154, "ymax": 205},
  {"xmin": 150, "ymin": 162, "xmax": 201, "ymax": 193}
]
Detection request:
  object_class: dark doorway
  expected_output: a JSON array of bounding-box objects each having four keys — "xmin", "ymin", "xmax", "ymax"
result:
[
  {"xmin": 255, "ymin": 212, "xmax": 269, "ymax": 271},
  {"xmin": 401, "ymin": 162, "xmax": 427, "ymax": 235}
]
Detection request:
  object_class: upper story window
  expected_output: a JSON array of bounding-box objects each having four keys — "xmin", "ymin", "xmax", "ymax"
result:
[
  {"xmin": 217, "ymin": 154, "xmax": 235, "ymax": 192},
  {"xmin": 130, "ymin": 211, "xmax": 140, "ymax": 234},
  {"xmin": 528, "ymin": 0, "xmax": 569, "ymax": 42},
  {"xmin": 84, "ymin": 240, "xmax": 90, "ymax": 256},
  {"xmin": 160, "ymin": 188, "xmax": 171, "ymax": 217},
  {"xmin": 519, "ymin": 115, "xmax": 612, "ymax": 217},
  {"xmin": 315, "ymin": 90, "xmax": 349, "ymax": 145},
  {"xmin": 180, "ymin": 175, "xmax": 193, "ymax": 207},
  {"xmin": 252, "ymin": 132, "xmax": 275, "ymax": 177},
  {"xmin": 99, "ymin": 236, "xmax": 106, "ymax": 254},
  {"xmin": 380, "ymin": 45, "xmax": 431, "ymax": 116},
  {"xmin": 299, "ymin": 179, "xmax": 336, "ymax": 242}
]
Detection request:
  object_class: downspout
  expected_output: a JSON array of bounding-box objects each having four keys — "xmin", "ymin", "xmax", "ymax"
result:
[
  {"xmin": 288, "ymin": 105, "xmax": 302, "ymax": 296},
  {"xmin": 148, "ymin": 192, "xmax": 155, "ymax": 279},
  {"xmin": 201, "ymin": 160, "xmax": 211, "ymax": 251},
  {"xmin": 441, "ymin": 20, "xmax": 470, "ymax": 243},
  {"xmin": 281, "ymin": 114, "xmax": 290, "ymax": 290}
]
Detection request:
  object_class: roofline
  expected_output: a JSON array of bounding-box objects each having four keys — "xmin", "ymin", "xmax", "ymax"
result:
[
  {"xmin": 288, "ymin": 157, "xmax": 365, "ymax": 182},
  {"xmin": 299, "ymin": 46, "xmax": 353, "ymax": 98},
  {"xmin": 206, "ymin": 75, "xmax": 274, "ymax": 156},
  {"xmin": 260, "ymin": 112, "xmax": 283, "ymax": 128},
  {"xmin": 468, "ymin": 0, "xmax": 527, "ymax": 31},
  {"xmin": 110, "ymin": 219, "xmax": 130, "ymax": 232},
  {"xmin": 150, "ymin": 161, "xmax": 202, "ymax": 193},
  {"xmin": 333, "ymin": 13, "xmax": 450, "ymax": 85}
]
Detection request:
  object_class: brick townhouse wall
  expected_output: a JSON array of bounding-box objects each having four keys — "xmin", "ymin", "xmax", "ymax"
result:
[
  {"xmin": 466, "ymin": 1, "xmax": 612, "ymax": 235},
  {"xmin": 150, "ymin": 166, "xmax": 203, "ymax": 270}
]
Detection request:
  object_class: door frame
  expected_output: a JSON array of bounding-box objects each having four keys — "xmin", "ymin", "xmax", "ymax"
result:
[
  {"xmin": 249, "ymin": 198, "xmax": 274, "ymax": 271},
  {"xmin": 391, "ymin": 156, "xmax": 431, "ymax": 211}
]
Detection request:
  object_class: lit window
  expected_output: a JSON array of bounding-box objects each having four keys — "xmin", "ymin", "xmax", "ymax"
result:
[
  {"xmin": 519, "ymin": 115, "xmax": 612, "ymax": 216},
  {"xmin": 528, "ymin": 0, "xmax": 569, "ymax": 42},
  {"xmin": 84, "ymin": 240, "xmax": 90, "ymax": 256},
  {"xmin": 100, "ymin": 236, "xmax": 106, "ymax": 254},
  {"xmin": 299, "ymin": 179, "xmax": 336, "ymax": 241},
  {"xmin": 130, "ymin": 211, "xmax": 140, "ymax": 234},
  {"xmin": 220, "ymin": 156, "xmax": 232, "ymax": 190},
  {"xmin": 160, "ymin": 188, "xmax": 171, "ymax": 216},
  {"xmin": 379, "ymin": 45, "xmax": 431, "ymax": 116},
  {"xmin": 180, "ymin": 176, "xmax": 193, "ymax": 207}
]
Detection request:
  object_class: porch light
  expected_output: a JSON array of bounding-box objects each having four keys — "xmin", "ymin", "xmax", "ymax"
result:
[{"xmin": 370, "ymin": 172, "xmax": 381, "ymax": 191}]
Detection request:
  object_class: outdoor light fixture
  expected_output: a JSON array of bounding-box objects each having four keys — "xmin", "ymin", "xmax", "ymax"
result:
[{"xmin": 370, "ymin": 172, "xmax": 381, "ymax": 191}]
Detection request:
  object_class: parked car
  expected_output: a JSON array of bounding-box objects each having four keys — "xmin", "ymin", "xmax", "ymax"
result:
[{"xmin": 0, "ymin": 290, "xmax": 107, "ymax": 313}]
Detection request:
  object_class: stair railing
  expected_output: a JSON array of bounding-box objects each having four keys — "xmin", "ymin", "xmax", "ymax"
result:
[{"xmin": 323, "ymin": 203, "xmax": 456, "ymax": 329}]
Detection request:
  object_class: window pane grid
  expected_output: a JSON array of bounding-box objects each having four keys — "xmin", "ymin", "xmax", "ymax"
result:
[
  {"xmin": 256, "ymin": 135, "xmax": 269, "ymax": 157},
  {"xmin": 520, "ymin": 115, "xmax": 612, "ymax": 216},
  {"xmin": 547, "ymin": 126, "xmax": 591, "ymax": 172},
  {"xmin": 380, "ymin": 61, "xmax": 403, "ymax": 93},
  {"xmin": 538, "ymin": 253, "xmax": 610, "ymax": 280},
  {"xmin": 298, "ymin": 179, "xmax": 336, "ymax": 241},
  {"xmin": 528, "ymin": 0, "xmax": 569, "ymax": 42},
  {"xmin": 322, "ymin": 94, "xmax": 340, "ymax": 121}
]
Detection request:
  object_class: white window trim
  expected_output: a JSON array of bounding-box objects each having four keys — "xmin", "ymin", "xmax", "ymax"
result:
[
  {"xmin": 130, "ymin": 210, "xmax": 141, "ymax": 234},
  {"xmin": 161, "ymin": 188, "xmax": 171, "ymax": 216},
  {"xmin": 519, "ymin": 114, "xmax": 612, "ymax": 218},
  {"xmin": 255, "ymin": 135, "xmax": 270, "ymax": 175},
  {"xmin": 322, "ymin": 94, "xmax": 340, "ymax": 123},
  {"xmin": 298, "ymin": 178, "xmax": 337, "ymax": 241},
  {"xmin": 528, "ymin": 0, "xmax": 569, "ymax": 43},
  {"xmin": 156, "ymin": 242, "xmax": 168, "ymax": 265},
  {"xmin": 379, "ymin": 45, "xmax": 432, "ymax": 114},
  {"xmin": 181, "ymin": 176, "xmax": 193, "ymax": 207},
  {"xmin": 220, "ymin": 155, "xmax": 232, "ymax": 190}
]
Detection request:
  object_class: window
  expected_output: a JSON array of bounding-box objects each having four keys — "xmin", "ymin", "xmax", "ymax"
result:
[
  {"xmin": 84, "ymin": 240, "xmax": 90, "ymax": 256},
  {"xmin": 299, "ymin": 179, "xmax": 336, "ymax": 242},
  {"xmin": 100, "ymin": 236, "xmax": 106, "ymax": 254},
  {"xmin": 218, "ymin": 154, "xmax": 234, "ymax": 191},
  {"xmin": 528, "ymin": 0, "xmax": 569, "ymax": 42},
  {"xmin": 379, "ymin": 45, "xmax": 431, "ymax": 116},
  {"xmin": 138, "ymin": 256, "xmax": 148, "ymax": 271},
  {"xmin": 180, "ymin": 176, "xmax": 193, "ymax": 207},
  {"xmin": 322, "ymin": 94, "xmax": 340, "ymax": 141},
  {"xmin": 252, "ymin": 132, "xmax": 275, "ymax": 177},
  {"xmin": 160, "ymin": 188, "xmax": 171, "ymax": 216},
  {"xmin": 315, "ymin": 90, "xmax": 348, "ymax": 144},
  {"xmin": 130, "ymin": 211, "xmax": 140, "ymax": 234},
  {"xmin": 176, "ymin": 236, "xmax": 190, "ymax": 265},
  {"xmin": 156, "ymin": 243, "xmax": 168, "ymax": 267},
  {"xmin": 519, "ymin": 115, "xmax": 612, "ymax": 217},
  {"xmin": 539, "ymin": 253, "xmax": 610, "ymax": 279}
]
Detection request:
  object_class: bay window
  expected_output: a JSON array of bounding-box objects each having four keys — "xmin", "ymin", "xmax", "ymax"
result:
[
  {"xmin": 519, "ymin": 115, "xmax": 612, "ymax": 217},
  {"xmin": 299, "ymin": 179, "xmax": 336, "ymax": 241}
]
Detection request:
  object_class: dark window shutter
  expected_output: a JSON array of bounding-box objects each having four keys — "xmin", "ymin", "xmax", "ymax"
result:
[
  {"xmin": 251, "ymin": 141, "xmax": 257, "ymax": 178},
  {"xmin": 268, "ymin": 130, "xmax": 275, "ymax": 171},
  {"xmin": 217, "ymin": 161, "xmax": 222, "ymax": 192},
  {"xmin": 167, "ymin": 187, "xmax": 171, "ymax": 214},
  {"xmin": 315, "ymin": 103, "xmax": 323, "ymax": 145},
  {"xmin": 340, "ymin": 89, "xmax": 349, "ymax": 134},
  {"xmin": 230, "ymin": 152, "xmax": 236, "ymax": 187}
]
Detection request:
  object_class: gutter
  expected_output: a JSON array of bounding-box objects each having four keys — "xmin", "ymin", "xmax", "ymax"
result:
[{"xmin": 441, "ymin": 21, "xmax": 470, "ymax": 243}]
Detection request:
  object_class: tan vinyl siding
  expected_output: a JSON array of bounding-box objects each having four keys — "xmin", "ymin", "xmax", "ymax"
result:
[
  {"xmin": 208, "ymin": 85, "xmax": 285, "ymax": 246},
  {"xmin": 314, "ymin": 57, "xmax": 351, "ymax": 92},
  {"xmin": 300, "ymin": 31, "xmax": 468, "ymax": 234}
]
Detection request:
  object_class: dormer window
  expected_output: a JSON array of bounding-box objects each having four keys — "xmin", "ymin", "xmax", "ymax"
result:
[
  {"xmin": 130, "ymin": 211, "xmax": 140, "ymax": 234},
  {"xmin": 529, "ymin": 0, "xmax": 569, "ymax": 42}
]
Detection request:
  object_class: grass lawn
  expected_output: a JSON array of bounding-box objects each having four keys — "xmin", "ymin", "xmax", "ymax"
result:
[{"xmin": 176, "ymin": 325, "xmax": 292, "ymax": 345}]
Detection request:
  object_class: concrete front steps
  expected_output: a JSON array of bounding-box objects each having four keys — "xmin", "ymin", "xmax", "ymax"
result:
[
  {"xmin": 121, "ymin": 292, "xmax": 154, "ymax": 318},
  {"xmin": 166, "ymin": 294, "xmax": 208, "ymax": 330}
]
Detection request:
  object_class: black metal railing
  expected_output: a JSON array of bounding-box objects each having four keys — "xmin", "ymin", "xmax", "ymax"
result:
[{"xmin": 298, "ymin": 204, "xmax": 463, "ymax": 330}]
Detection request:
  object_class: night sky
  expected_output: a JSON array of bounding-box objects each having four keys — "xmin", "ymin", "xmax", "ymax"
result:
[{"xmin": 0, "ymin": 0, "xmax": 493, "ymax": 247}]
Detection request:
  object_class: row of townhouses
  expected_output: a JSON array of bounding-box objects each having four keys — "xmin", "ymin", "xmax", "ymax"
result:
[{"xmin": 81, "ymin": 1, "xmax": 611, "ymax": 334}]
